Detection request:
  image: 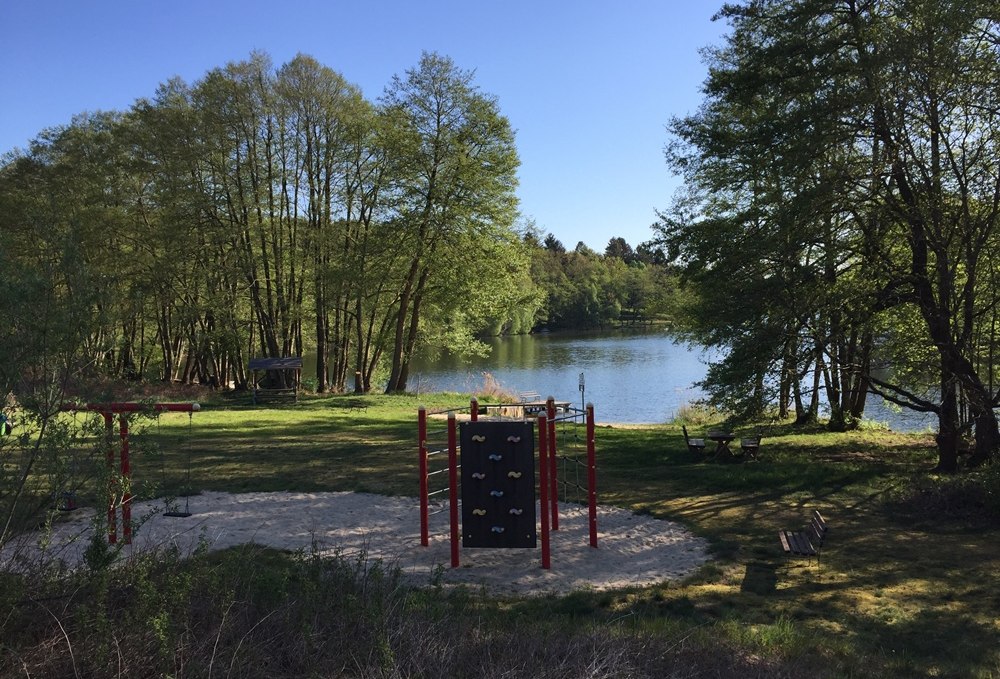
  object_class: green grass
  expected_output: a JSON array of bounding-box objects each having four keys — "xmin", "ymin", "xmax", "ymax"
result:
[{"xmin": 10, "ymin": 392, "xmax": 1000, "ymax": 677}]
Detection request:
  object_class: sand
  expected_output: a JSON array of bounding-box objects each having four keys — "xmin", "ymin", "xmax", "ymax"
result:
[{"xmin": 3, "ymin": 492, "xmax": 711, "ymax": 596}]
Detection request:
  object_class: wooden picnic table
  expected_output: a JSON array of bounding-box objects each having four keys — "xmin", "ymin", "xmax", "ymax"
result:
[
  {"xmin": 521, "ymin": 400, "xmax": 571, "ymax": 415},
  {"xmin": 707, "ymin": 431, "xmax": 736, "ymax": 459}
]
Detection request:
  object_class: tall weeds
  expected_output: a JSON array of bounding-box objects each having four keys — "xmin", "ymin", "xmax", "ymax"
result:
[{"xmin": 0, "ymin": 544, "xmax": 809, "ymax": 678}]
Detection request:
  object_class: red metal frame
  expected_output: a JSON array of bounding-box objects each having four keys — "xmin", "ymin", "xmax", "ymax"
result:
[
  {"xmin": 587, "ymin": 404, "xmax": 598, "ymax": 548},
  {"xmin": 416, "ymin": 400, "xmax": 591, "ymax": 571},
  {"xmin": 418, "ymin": 407, "xmax": 429, "ymax": 546},
  {"xmin": 546, "ymin": 398, "xmax": 559, "ymax": 531},
  {"xmin": 538, "ymin": 413, "xmax": 551, "ymax": 569},
  {"xmin": 63, "ymin": 402, "xmax": 200, "ymax": 545},
  {"xmin": 447, "ymin": 413, "xmax": 460, "ymax": 568}
]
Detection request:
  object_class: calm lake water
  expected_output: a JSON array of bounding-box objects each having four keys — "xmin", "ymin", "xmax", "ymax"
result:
[{"xmin": 408, "ymin": 329, "xmax": 937, "ymax": 432}]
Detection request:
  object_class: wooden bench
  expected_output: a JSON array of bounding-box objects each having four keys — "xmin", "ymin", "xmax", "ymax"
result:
[
  {"xmin": 345, "ymin": 398, "xmax": 368, "ymax": 412},
  {"xmin": 682, "ymin": 425, "xmax": 706, "ymax": 453},
  {"xmin": 779, "ymin": 510, "xmax": 828, "ymax": 564},
  {"xmin": 739, "ymin": 435, "xmax": 762, "ymax": 461}
]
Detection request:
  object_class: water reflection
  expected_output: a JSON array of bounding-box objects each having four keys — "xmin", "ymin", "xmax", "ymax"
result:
[
  {"xmin": 409, "ymin": 330, "xmax": 935, "ymax": 432},
  {"xmin": 411, "ymin": 330, "xmax": 715, "ymax": 424}
]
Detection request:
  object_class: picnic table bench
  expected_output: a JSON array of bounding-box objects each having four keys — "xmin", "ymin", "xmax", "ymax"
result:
[
  {"xmin": 682, "ymin": 425, "xmax": 706, "ymax": 453},
  {"xmin": 779, "ymin": 509, "xmax": 828, "ymax": 564},
  {"xmin": 739, "ymin": 435, "xmax": 761, "ymax": 460}
]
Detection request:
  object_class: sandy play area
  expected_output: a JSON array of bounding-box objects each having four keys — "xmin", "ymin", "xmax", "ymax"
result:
[{"xmin": 3, "ymin": 491, "xmax": 711, "ymax": 596}]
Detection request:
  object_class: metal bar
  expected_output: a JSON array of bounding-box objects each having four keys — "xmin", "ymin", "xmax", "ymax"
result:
[
  {"xmin": 547, "ymin": 398, "xmax": 558, "ymax": 531},
  {"xmin": 63, "ymin": 402, "xmax": 201, "ymax": 413},
  {"xmin": 104, "ymin": 413, "xmax": 116, "ymax": 545},
  {"xmin": 587, "ymin": 403, "xmax": 598, "ymax": 548},
  {"xmin": 419, "ymin": 407, "xmax": 429, "ymax": 547},
  {"xmin": 119, "ymin": 414, "xmax": 132, "ymax": 545},
  {"xmin": 538, "ymin": 414, "xmax": 551, "ymax": 569},
  {"xmin": 448, "ymin": 414, "xmax": 459, "ymax": 568}
]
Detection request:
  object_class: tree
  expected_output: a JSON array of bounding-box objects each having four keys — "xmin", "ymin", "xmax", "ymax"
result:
[
  {"xmin": 661, "ymin": 0, "xmax": 1000, "ymax": 467},
  {"xmin": 543, "ymin": 233, "xmax": 565, "ymax": 253},
  {"xmin": 605, "ymin": 236, "xmax": 636, "ymax": 263},
  {"xmin": 274, "ymin": 54, "xmax": 367, "ymax": 392},
  {"xmin": 1, "ymin": 50, "xmax": 535, "ymax": 397},
  {"xmin": 380, "ymin": 52, "xmax": 520, "ymax": 393}
]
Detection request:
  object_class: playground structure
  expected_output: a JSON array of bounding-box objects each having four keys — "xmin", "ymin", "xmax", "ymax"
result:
[
  {"xmin": 60, "ymin": 402, "xmax": 201, "ymax": 545},
  {"xmin": 418, "ymin": 398, "xmax": 597, "ymax": 569}
]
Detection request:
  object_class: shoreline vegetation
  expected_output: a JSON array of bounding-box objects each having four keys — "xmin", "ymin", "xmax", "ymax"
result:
[{"xmin": 2, "ymin": 391, "xmax": 998, "ymax": 677}]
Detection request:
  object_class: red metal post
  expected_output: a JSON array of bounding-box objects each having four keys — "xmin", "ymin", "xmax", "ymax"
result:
[
  {"xmin": 470, "ymin": 398, "xmax": 478, "ymax": 422},
  {"xmin": 537, "ymin": 414, "xmax": 551, "ymax": 569},
  {"xmin": 119, "ymin": 414, "xmax": 132, "ymax": 545},
  {"xmin": 418, "ymin": 407, "xmax": 429, "ymax": 547},
  {"xmin": 61, "ymin": 402, "xmax": 200, "ymax": 545},
  {"xmin": 104, "ymin": 413, "xmax": 117, "ymax": 544},
  {"xmin": 546, "ymin": 397, "xmax": 558, "ymax": 531},
  {"xmin": 447, "ymin": 413, "xmax": 460, "ymax": 568},
  {"xmin": 587, "ymin": 404, "xmax": 598, "ymax": 548}
]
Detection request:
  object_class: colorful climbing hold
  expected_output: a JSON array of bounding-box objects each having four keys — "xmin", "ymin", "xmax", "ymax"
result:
[
  {"xmin": 471, "ymin": 472, "xmax": 486, "ymax": 480},
  {"xmin": 491, "ymin": 526, "xmax": 505, "ymax": 534},
  {"xmin": 471, "ymin": 434, "xmax": 487, "ymax": 442},
  {"xmin": 506, "ymin": 435, "xmax": 521, "ymax": 443},
  {"xmin": 507, "ymin": 471, "xmax": 522, "ymax": 479},
  {"xmin": 509, "ymin": 508, "xmax": 523, "ymax": 516},
  {"xmin": 490, "ymin": 490, "xmax": 504, "ymax": 497},
  {"xmin": 488, "ymin": 453, "xmax": 502, "ymax": 461},
  {"xmin": 472, "ymin": 508, "xmax": 487, "ymax": 516}
]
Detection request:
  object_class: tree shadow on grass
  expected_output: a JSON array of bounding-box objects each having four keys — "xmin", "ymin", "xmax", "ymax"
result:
[{"xmin": 741, "ymin": 560, "xmax": 778, "ymax": 594}]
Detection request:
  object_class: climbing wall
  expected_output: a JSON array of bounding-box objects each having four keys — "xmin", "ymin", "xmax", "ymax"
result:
[{"xmin": 460, "ymin": 421, "xmax": 536, "ymax": 548}]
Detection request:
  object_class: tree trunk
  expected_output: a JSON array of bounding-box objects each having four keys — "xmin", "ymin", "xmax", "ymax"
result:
[{"xmin": 935, "ymin": 359, "xmax": 961, "ymax": 473}]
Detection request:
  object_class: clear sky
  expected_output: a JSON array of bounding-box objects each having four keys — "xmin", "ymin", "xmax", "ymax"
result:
[{"xmin": 0, "ymin": 1, "xmax": 728, "ymax": 252}]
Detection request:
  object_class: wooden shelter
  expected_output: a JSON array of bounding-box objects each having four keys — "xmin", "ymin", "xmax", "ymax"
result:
[{"xmin": 248, "ymin": 357, "xmax": 302, "ymax": 404}]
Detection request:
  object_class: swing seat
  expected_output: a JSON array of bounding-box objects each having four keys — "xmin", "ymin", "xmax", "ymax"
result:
[{"xmin": 163, "ymin": 510, "xmax": 192, "ymax": 518}]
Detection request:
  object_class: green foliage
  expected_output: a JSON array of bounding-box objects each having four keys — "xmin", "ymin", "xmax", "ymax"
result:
[
  {"xmin": 659, "ymin": 0, "xmax": 1000, "ymax": 454},
  {"xmin": 526, "ymin": 233, "xmax": 681, "ymax": 331},
  {"xmin": 0, "ymin": 50, "xmax": 528, "ymax": 395}
]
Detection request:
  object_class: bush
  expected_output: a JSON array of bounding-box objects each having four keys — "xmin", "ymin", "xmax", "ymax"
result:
[{"xmin": 1, "ymin": 542, "xmax": 816, "ymax": 678}]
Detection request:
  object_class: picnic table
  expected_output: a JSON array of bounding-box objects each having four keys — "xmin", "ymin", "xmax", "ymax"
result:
[
  {"xmin": 707, "ymin": 430, "xmax": 736, "ymax": 459},
  {"xmin": 521, "ymin": 399, "xmax": 571, "ymax": 415}
]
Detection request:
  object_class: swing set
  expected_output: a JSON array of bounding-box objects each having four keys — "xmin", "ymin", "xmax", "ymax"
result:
[{"xmin": 61, "ymin": 402, "xmax": 200, "ymax": 545}]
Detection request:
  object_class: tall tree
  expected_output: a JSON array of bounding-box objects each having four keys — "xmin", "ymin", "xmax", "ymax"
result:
[
  {"xmin": 380, "ymin": 52, "xmax": 520, "ymax": 393},
  {"xmin": 275, "ymin": 54, "xmax": 366, "ymax": 392},
  {"xmin": 662, "ymin": 0, "xmax": 1000, "ymax": 467}
]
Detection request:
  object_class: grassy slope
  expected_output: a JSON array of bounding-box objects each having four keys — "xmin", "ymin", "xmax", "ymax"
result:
[{"xmin": 82, "ymin": 394, "xmax": 1000, "ymax": 676}]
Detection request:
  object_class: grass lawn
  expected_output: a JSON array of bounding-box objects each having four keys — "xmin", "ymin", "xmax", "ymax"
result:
[{"xmin": 14, "ymin": 392, "xmax": 1000, "ymax": 677}]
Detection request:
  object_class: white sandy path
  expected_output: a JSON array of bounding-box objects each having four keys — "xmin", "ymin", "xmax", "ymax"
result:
[{"xmin": 4, "ymin": 492, "xmax": 711, "ymax": 596}]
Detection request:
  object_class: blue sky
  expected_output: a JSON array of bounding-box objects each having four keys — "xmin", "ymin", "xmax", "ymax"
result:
[{"xmin": 0, "ymin": 1, "xmax": 728, "ymax": 251}]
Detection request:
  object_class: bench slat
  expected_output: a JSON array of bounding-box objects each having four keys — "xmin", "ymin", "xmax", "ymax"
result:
[
  {"xmin": 779, "ymin": 529, "xmax": 817, "ymax": 556},
  {"xmin": 778, "ymin": 531, "xmax": 793, "ymax": 553},
  {"xmin": 779, "ymin": 510, "xmax": 828, "ymax": 560},
  {"xmin": 793, "ymin": 532, "xmax": 816, "ymax": 555}
]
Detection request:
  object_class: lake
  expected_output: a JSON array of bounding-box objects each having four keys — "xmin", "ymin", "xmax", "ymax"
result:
[{"xmin": 408, "ymin": 329, "xmax": 936, "ymax": 432}]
